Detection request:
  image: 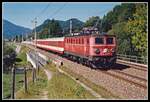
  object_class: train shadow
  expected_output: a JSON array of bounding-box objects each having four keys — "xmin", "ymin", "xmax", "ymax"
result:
[{"xmin": 95, "ymin": 63, "xmax": 130, "ymax": 71}]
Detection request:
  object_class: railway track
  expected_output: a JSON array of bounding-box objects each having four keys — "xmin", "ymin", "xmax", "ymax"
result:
[
  {"xmin": 117, "ymin": 60, "xmax": 147, "ymax": 72},
  {"xmin": 99, "ymin": 70, "xmax": 147, "ymax": 89},
  {"xmin": 26, "ymin": 44, "xmax": 148, "ymax": 87},
  {"xmin": 24, "ymin": 44, "xmax": 148, "ymax": 99}
]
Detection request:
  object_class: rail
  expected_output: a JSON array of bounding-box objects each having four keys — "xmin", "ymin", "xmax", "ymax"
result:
[{"xmin": 117, "ymin": 54, "xmax": 147, "ymax": 65}]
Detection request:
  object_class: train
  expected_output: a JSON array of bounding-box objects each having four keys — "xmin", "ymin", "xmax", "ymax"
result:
[{"xmin": 27, "ymin": 28, "xmax": 117, "ymax": 68}]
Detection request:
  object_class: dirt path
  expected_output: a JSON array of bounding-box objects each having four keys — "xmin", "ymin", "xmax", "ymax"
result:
[
  {"xmin": 43, "ymin": 68, "xmax": 52, "ymax": 81},
  {"xmin": 40, "ymin": 68, "xmax": 52, "ymax": 99},
  {"xmin": 15, "ymin": 44, "xmax": 21, "ymax": 54}
]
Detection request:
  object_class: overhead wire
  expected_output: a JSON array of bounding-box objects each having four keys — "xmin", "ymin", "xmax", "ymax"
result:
[
  {"xmin": 35, "ymin": 2, "xmax": 52, "ymax": 19},
  {"xmin": 93, "ymin": 8, "xmax": 113, "ymax": 28},
  {"xmin": 50, "ymin": 2, "xmax": 68, "ymax": 19}
]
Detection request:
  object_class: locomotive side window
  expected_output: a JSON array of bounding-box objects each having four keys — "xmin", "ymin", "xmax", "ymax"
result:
[
  {"xmin": 79, "ymin": 39, "xmax": 80, "ymax": 44},
  {"xmin": 106, "ymin": 38, "xmax": 113, "ymax": 44},
  {"xmin": 76, "ymin": 39, "xmax": 77, "ymax": 44},
  {"xmin": 82, "ymin": 38, "xmax": 84, "ymax": 44},
  {"xmin": 95, "ymin": 38, "xmax": 104, "ymax": 44},
  {"xmin": 87, "ymin": 39, "xmax": 89, "ymax": 44}
]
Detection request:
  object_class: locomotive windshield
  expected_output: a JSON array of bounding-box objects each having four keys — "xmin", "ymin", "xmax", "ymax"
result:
[
  {"xmin": 106, "ymin": 38, "xmax": 114, "ymax": 44},
  {"xmin": 95, "ymin": 38, "xmax": 104, "ymax": 44}
]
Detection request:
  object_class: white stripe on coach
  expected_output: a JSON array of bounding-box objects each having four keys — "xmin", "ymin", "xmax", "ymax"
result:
[
  {"xmin": 34, "ymin": 37, "xmax": 65, "ymax": 42},
  {"xmin": 35, "ymin": 43, "xmax": 64, "ymax": 52}
]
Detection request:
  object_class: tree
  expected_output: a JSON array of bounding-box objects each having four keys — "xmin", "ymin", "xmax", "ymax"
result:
[
  {"xmin": 38, "ymin": 19, "xmax": 62, "ymax": 38},
  {"xmin": 101, "ymin": 3, "xmax": 136, "ymax": 33},
  {"xmin": 108, "ymin": 22, "xmax": 132, "ymax": 54},
  {"xmin": 15, "ymin": 35, "xmax": 18, "ymax": 42},
  {"xmin": 126, "ymin": 3, "xmax": 147, "ymax": 57},
  {"xmin": 84, "ymin": 16, "xmax": 101, "ymax": 31}
]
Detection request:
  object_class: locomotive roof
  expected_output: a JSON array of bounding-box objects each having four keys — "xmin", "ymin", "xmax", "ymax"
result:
[{"xmin": 65, "ymin": 34, "xmax": 116, "ymax": 38}]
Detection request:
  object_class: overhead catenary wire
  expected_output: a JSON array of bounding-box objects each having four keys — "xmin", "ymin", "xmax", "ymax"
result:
[
  {"xmin": 50, "ymin": 2, "xmax": 68, "ymax": 19},
  {"xmin": 93, "ymin": 8, "xmax": 113, "ymax": 29},
  {"xmin": 35, "ymin": 2, "xmax": 52, "ymax": 19}
]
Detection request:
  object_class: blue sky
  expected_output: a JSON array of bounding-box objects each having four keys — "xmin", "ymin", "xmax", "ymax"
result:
[{"xmin": 2, "ymin": 2, "xmax": 121, "ymax": 29}]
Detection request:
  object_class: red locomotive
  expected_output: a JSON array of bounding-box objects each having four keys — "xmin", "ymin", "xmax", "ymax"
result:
[{"xmin": 32, "ymin": 28, "xmax": 117, "ymax": 68}]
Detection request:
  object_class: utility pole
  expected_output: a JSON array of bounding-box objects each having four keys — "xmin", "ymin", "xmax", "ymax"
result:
[
  {"xmin": 31, "ymin": 18, "xmax": 37, "ymax": 81},
  {"xmin": 26, "ymin": 33, "xmax": 28, "ymax": 41},
  {"xmin": 70, "ymin": 19, "xmax": 72, "ymax": 35},
  {"xmin": 11, "ymin": 64, "xmax": 15, "ymax": 99},
  {"xmin": 24, "ymin": 67, "xmax": 27, "ymax": 93},
  {"xmin": 22, "ymin": 33, "xmax": 23, "ymax": 42}
]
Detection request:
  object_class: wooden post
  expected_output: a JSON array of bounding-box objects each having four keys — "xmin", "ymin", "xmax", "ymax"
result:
[
  {"xmin": 34, "ymin": 67, "xmax": 37, "ymax": 80},
  {"xmin": 24, "ymin": 67, "xmax": 27, "ymax": 93},
  {"xmin": 38, "ymin": 63, "xmax": 39, "ymax": 75},
  {"xmin": 11, "ymin": 64, "xmax": 15, "ymax": 99},
  {"xmin": 32, "ymin": 68, "xmax": 35, "ymax": 83}
]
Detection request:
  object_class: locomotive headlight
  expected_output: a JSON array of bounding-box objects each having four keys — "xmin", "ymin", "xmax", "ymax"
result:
[
  {"xmin": 111, "ymin": 48, "xmax": 115, "ymax": 52},
  {"xmin": 103, "ymin": 48, "xmax": 108, "ymax": 53},
  {"xmin": 94, "ymin": 48, "xmax": 100, "ymax": 54}
]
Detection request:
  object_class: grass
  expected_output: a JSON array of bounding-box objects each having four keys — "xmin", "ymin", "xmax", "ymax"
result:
[
  {"xmin": 45, "ymin": 63, "xmax": 96, "ymax": 99},
  {"xmin": 16, "ymin": 62, "xmax": 96, "ymax": 99},
  {"xmin": 47, "ymin": 72, "xmax": 96, "ymax": 99},
  {"xmin": 3, "ymin": 73, "xmax": 24, "ymax": 99},
  {"xmin": 16, "ymin": 68, "xmax": 48, "ymax": 99},
  {"xmin": 14, "ymin": 45, "xmax": 114, "ymax": 99},
  {"xmin": 3, "ymin": 44, "xmax": 30, "ymax": 99},
  {"xmin": 15, "ymin": 45, "xmax": 30, "ymax": 67},
  {"xmin": 5, "ymin": 42, "xmax": 17, "ymax": 50},
  {"xmin": 61, "ymin": 66, "xmax": 121, "ymax": 99}
]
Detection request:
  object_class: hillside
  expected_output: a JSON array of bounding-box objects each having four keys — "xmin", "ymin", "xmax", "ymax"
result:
[
  {"xmin": 35, "ymin": 18, "xmax": 84, "ymax": 33},
  {"xmin": 3, "ymin": 20, "xmax": 31, "ymax": 39}
]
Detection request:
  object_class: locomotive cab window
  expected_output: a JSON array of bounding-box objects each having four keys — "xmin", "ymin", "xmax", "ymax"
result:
[
  {"xmin": 106, "ymin": 38, "xmax": 114, "ymax": 44},
  {"xmin": 95, "ymin": 38, "xmax": 104, "ymax": 44}
]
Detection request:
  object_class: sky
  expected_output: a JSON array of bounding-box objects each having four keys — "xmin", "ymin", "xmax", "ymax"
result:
[{"xmin": 2, "ymin": 2, "xmax": 121, "ymax": 29}]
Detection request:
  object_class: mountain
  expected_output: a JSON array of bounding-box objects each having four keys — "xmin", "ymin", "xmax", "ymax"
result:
[
  {"xmin": 60, "ymin": 18, "xmax": 84, "ymax": 32},
  {"xmin": 3, "ymin": 20, "xmax": 32, "ymax": 39},
  {"xmin": 35, "ymin": 18, "xmax": 84, "ymax": 33}
]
